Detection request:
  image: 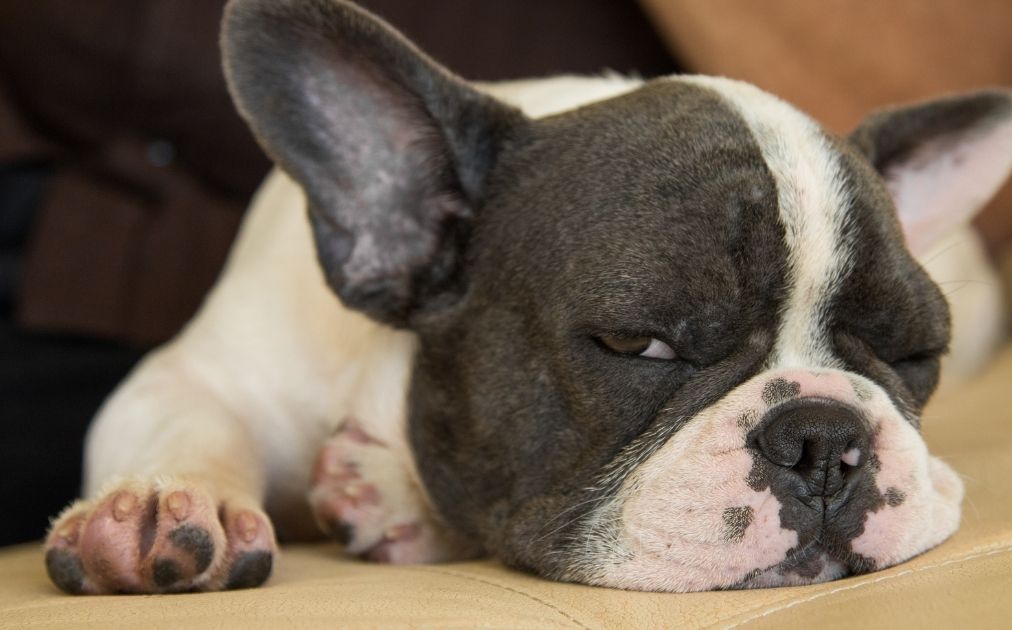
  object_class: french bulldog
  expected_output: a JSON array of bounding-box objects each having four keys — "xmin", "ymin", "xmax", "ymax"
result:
[{"xmin": 44, "ymin": 0, "xmax": 1012, "ymax": 595}]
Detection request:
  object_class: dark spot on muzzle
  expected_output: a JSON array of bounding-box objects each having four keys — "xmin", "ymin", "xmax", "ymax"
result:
[
  {"xmin": 868, "ymin": 452, "xmax": 882, "ymax": 472},
  {"xmin": 722, "ymin": 506, "xmax": 754, "ymax": 542},
  {"xmin": 736, "ymin": 409, "xmax": 759, "ymax": 429},
  {"xmin": 762, "ymin": 378, "xmax": 801, "ymax": 406},
  {"xmin": 884, "ymin": 487, "xmax": 906, "ymax": 507}
]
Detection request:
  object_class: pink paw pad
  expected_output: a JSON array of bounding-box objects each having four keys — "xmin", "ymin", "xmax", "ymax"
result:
[{"xmin": 44, "ymin": 481, "xmax": 276, "ymax": 594}]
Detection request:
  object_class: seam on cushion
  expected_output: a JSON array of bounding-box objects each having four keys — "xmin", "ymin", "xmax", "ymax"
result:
[
  {"xmin": 717, "ymin": 543, "xmax": 1012, "ymax": 629},
  {"xmin": 404, "ymin": 566, "xmax": 593, "ymax": 630}
]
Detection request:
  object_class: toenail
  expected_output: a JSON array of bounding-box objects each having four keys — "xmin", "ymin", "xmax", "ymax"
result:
[
  {"xmin": 236, "ymin": 512, "xmax": 259, "ymax": 543},
  {"xmin": 343, "ymin": 484, "xmax": 362, "ymax": 498},
  {"xmin": 166, "ymin": 492, "xmax": 190, "ymax": 521},
  {"xmin": 113, "ymin": 494, "xmax": 136, "ymax": 522}
]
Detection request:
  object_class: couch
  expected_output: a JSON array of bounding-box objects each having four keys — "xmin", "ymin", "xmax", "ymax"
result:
[{"xmin": 2, "ymin": 340, "xmax": 1011, "ymax": 628}]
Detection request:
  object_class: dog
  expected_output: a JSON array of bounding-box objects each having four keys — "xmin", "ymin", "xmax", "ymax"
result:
[{"xmin": 43, "ymin": 0, "xmax": 1012, "ymax": 595}]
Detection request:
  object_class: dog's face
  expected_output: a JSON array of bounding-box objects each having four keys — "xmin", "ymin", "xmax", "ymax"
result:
[{"xmin": 223, "ymin": 0, "xmax": 1012, "ymax": 591}]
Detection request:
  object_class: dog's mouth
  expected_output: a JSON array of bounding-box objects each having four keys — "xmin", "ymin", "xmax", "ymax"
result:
[
  {"xmin": 723, "ymin": 490, "xmax": 885, "ymax": 589},
  {"xmin": 551, "ymin": 368, "xmax": 964, "ymax": 593},
  {"xmin": 730, "ymin": 541, "xmax": 851, "ymax": 589}
]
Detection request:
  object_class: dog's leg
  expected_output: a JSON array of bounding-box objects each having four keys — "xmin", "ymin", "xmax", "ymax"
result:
[{"xmin": 44, "ymin": 351, "xmax": 278, "ymax": 594}]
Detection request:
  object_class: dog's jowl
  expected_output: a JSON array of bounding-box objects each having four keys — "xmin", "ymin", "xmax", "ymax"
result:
[{"xmin": 44, "ymin": 0, "xmax": 1012, "ymax": 594}]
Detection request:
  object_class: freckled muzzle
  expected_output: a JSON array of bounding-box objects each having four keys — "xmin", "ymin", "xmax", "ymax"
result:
[{"xmin": 570, "ymin": 369, "xmax": 963, "ymax": 592}]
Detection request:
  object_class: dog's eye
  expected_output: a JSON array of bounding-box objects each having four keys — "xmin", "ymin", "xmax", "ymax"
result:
[{"xmin": 598, "ymin": 335, "xmax": 677, "ymax": 360}]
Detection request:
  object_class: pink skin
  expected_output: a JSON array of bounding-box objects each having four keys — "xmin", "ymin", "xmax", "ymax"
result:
[
  {"xmin": 44, "ymin": 480, "xmax": 276, "ymax": 594},
  {"xmin": 587, "ymin": 368, "xmax": 963, "ymax": 592},
  {"xmin": 850, "ymin": 414, "xmax": 963, "ymax": 564},
  {"xmin": 308, "ymin": 418, "xmax": 449, "ymax": 564}
]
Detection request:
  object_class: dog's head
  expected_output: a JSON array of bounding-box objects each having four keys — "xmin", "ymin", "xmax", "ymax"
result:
[{"xmin": 222, "ymin": 0, "xmax": 1012, "ymax": 590}]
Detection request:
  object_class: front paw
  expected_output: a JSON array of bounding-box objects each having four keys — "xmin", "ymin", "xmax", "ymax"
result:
[
  {"xmin": 44, "ymin": 478, "xmax": 276, "ymax": 594},
  {"xmin": 309, "ymin": 418, "xmax": 473, "ymax": 564}
]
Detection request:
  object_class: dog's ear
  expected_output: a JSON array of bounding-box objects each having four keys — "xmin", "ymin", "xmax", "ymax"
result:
[
  {"xmin": 221, "ymin": 0, "xmax": 526, "ymax": 326},
  {"xmin": 849, "ymin": 90, "xmax": 1012, "ymax": 255}
]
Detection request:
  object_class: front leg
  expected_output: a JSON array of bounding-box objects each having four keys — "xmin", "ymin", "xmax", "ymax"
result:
[{"xmin": 44, "ymin": 354, "xmax": 278, "ymax": 594}]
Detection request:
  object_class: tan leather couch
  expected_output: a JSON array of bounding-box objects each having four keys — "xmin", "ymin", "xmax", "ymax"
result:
[{"xmin": 2, "ymin": 339, "xmax": 1011, "ymax": 628}]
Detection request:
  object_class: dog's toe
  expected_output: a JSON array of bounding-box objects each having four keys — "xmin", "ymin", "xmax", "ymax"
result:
[
  {"xmin": 308, "ymin": 417, "xmax": 468, "ymax": 564},
  {"xmin": 45, "ymin": 548, "xmax": 87, "ymax": 595},
  {"xmin": 44, "ymin": 479, "xmax": 276, "ymax": 595},
  {"xmin": 225, "ymin": 551, "xmax": 274, "ymax": 590}
]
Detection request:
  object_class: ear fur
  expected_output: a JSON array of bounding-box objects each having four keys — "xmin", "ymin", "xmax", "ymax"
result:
[
  {"xmin": 221, "ymin": 0, "xmax": 525, "ymax": 326},
  {"xmin": 849, "ymin": 90, "xmax": 1012, "ymax": 255}
]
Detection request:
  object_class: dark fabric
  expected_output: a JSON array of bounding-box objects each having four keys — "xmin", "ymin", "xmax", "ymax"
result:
[
  {"xmin": 0, "ymin": 0, "xmax": 678, "ymax": 546},
  {"xmin": 357, "ymin": 0, "xmax": 679, "ymax": 81},
  {"xmin": 0, "ymin": 0, "xmax": 269, "ymax": 346},
  {"xmin": 0, "ymin": 325, "xmax": 143, "ymax": 546},
  {"xmin": 0, "ymin": 0, "xmax": 678, "ymax": 347}
]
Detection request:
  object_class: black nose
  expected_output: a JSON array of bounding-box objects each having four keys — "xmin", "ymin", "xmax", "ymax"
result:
[{"xmin": 753, "ymin": 400, "xmax": 870, "ymax": 497}]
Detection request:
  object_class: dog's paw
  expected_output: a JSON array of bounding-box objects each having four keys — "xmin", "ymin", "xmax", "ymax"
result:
[
  {"xmin": 44, "ymin": 478, "xmax": 276, "ymax": 594},
  {"xmin": 309, "ymin": 418, "xmax": 465, "ymax": 564}
]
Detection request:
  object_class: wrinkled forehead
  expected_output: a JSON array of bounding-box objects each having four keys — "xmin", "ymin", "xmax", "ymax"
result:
[
  {"xmin": 487, "ymin": 76, "xmax": 921, "ymax": 365},
  {"xmin": 486, "ymin": 81, "xmax": 784, "ymax": 300}
]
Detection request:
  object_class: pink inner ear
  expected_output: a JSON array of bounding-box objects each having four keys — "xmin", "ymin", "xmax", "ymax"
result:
[{"xmin": 888, "ymin": 118, "xmax": 1012, "ymax": 256}]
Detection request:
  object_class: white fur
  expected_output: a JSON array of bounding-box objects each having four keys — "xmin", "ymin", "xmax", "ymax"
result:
[
  {"xmin": 921, "ymin": 227, "xmax": 1007, "ymax": 388},
  {"xmin": 676, "ymin": 76, "xmax": 854, "ymax": 370}
]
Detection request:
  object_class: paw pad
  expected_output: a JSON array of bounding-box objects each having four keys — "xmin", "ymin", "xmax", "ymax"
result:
[{"xmin": 44, "ymin": 480, "xmax": 277, "ymax": 594}]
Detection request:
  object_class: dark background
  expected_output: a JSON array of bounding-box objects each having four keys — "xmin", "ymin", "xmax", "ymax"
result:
[{"xmin": 0, "ymin": 0, "xmax": 681, "ymax": 546}]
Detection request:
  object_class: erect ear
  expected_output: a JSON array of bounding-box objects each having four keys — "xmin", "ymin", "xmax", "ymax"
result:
[
  {"xmin": 221, "ymin": 0, "xmax": 526, "ymax": 326},
  {"xmin": 849, "ymin": 89, "xmax": 1012, "ymax": 256}
]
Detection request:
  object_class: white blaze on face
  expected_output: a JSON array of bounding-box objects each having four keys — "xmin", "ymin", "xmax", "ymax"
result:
[{"xmin": 676, "ymin": 76, "xmax": 854, "ymax": 369}]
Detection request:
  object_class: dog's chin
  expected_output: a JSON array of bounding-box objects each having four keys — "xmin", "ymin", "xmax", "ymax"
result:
[{"xmin": 731, "ymin": 545, "xmax": 851, "ymax": 589}]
